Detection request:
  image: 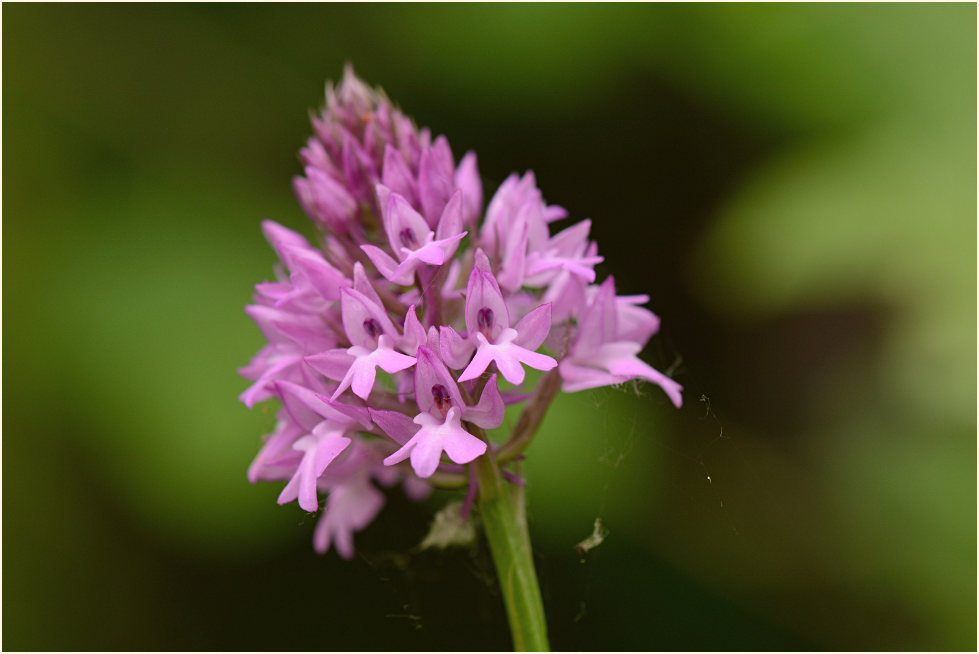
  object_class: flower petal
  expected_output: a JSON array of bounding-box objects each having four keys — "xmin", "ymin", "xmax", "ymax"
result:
[
  {"xmin": 435, "ymin": 189, "xmax": 464, "ymax": 242},
  {"xmin": 341, "ymin": 130, "xmax": 378, "ymax": 203},
  {"xmin": 558, "ymin": 359, "xmax": 621, "ymax": 393},
  {"xmin": 497, "ymin": 219, "xmax": 528, "ymax": 293},
  {"xmin": 298, "ymin": 166, "xmax": 358, "ymax": 232},
  {"xmin": 313, "ymin": 475, "xmax": 385, "ymax": 558},
  {"xmin": 574, "ymin": 276, "xmax": 617, "ymax": 358},
  {"xmin": 381, "ymin": 144, "xmax": 418, "ymax": 206},
  {"xmin": 512, "ymin": 303, "xmax": 552, "ymax": 350},
  {"xmin": 275, "ymin": 379, "xmax": 372, "ymax": 430},
  {"xmin": 399, "ymin": 304, "xmax": 427, "ymax": 356},
  {"xmin": 248, "ymin": 415, "xmax": 304, "ymax": 483},
  {"xmin": 462, "ymin": 374, "xmax": 505, "ymax": 429},
  {"xmin": 339, "ymin": 288, "xmax": 398, "ymax": 347},
  {"xmin": 261, "ymin": 220, "xmax": 312, "ymax": 257},
  {"xmin": 438, "ymin": 325, "xmax": 475, "ymax": 370},
  {"xmin": 615, "ymin": 296, "xmax": 661, "ymax": 345},
  {"xmin": 418, "ymin": 138, "xmax": 455, "ymax": 227},
  {"xmin": 514, "ymin": 347, "xmax": 557, "ymax": 375},
  {"xmin": 381, "ymin": 189, "xmax": 433, "ymax": 260},
  {"xmin": 351, "ymin": 261, "xmax": 389, "ymax": 310},
  {"xmin": 414, "ymin": 346, "xmax": 465, "ymax": 413},
  {"xmin": 384, "ymin": 408, "xmax": 486, "ymax": 478},
  {"xmin": 374, "ymin": 338, "xmax": 417, "ymax": 375},
  {"xmin": 281, "ymin": 246, "xmax": 350, "ymax": 302},
  {"xmin": 361, "ymin": 244, "xmax": 411, "ymax": 285},
  {"xmin": 369, "ymin": 408, "xmax": 420, "ymax": 446},
  {"xmin": 464, "ymin": 256, "xmax": 510, "ymax": 335},
  {"xmin": 602, "ymin": 345, "xmax": 684, "ymax": 408},
  {"xmin": 440, "ymin": 426, "xmax": 488, "ymax": 466},
  {"xmin": 457, "ymin": 340, "xmax": 497, "ymax": 382},
  {"xmin": 346, "ymin": 352, "xmax": 379, "ymax": 400},
  {"xmin": 454, "ymin": 151, "xmax": 482, "ymax": 228},
  {"xmin": 278, "ymin": 428, "xmax": 352, "ymax": 513},
  {"xmin": 305, "ymin": 349, "xmax": 355, "ymax": 381},
  {"xmin": 408, "ymin": 428, "xmax": 449, "ymax": 478}
]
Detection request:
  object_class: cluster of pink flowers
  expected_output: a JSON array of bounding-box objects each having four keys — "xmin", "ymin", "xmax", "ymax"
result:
[{"xmin": 240, "ymin": 67, "xmax": 682, "ymax": 558}]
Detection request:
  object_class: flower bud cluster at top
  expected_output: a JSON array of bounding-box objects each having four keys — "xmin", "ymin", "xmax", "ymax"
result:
[{"xmin": 240, "ymin": 66, "xmax": 683, "ymax": 558}]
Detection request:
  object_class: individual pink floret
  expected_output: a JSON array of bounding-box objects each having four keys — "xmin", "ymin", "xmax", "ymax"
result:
[
  {"xmin": 441, "ymin": 250, "xmax": 557, "ymax": 385},
  {"xmin": 559, "ymin": 277, "xmax": 683, "ymax": 407},
  {"xmin": 361, "ymin": 185, "xmax": 467, "ymax": 286},
  {"xmin": 371, "ymin": 347, "xmax": 503, "ymax": 478}
]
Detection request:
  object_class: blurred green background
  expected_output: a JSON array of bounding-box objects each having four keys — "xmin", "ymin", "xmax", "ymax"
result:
[{"xmin": 3, "ymin": 3, "xmax": 975, "ymax": 650}]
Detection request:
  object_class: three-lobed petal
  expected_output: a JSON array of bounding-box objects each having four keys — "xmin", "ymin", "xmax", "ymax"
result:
[
  {"xmin": 277, "ymin": 423, "xmax": 352, "ymax": 513},
  {"xmin": 382, "ymin": 408, "xmax": 487, "ymax": 478}
]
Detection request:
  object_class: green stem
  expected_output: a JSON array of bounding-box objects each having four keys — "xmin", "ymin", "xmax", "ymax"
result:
[{"xmin": 474, "ymin": 451, "xmax": 550, "ymax": 651}]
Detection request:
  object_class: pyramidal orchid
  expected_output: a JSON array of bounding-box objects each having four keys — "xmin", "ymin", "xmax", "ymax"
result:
[{"xmin": 239, "ymin": 65, "xmax": 682, "ymax": 651}]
